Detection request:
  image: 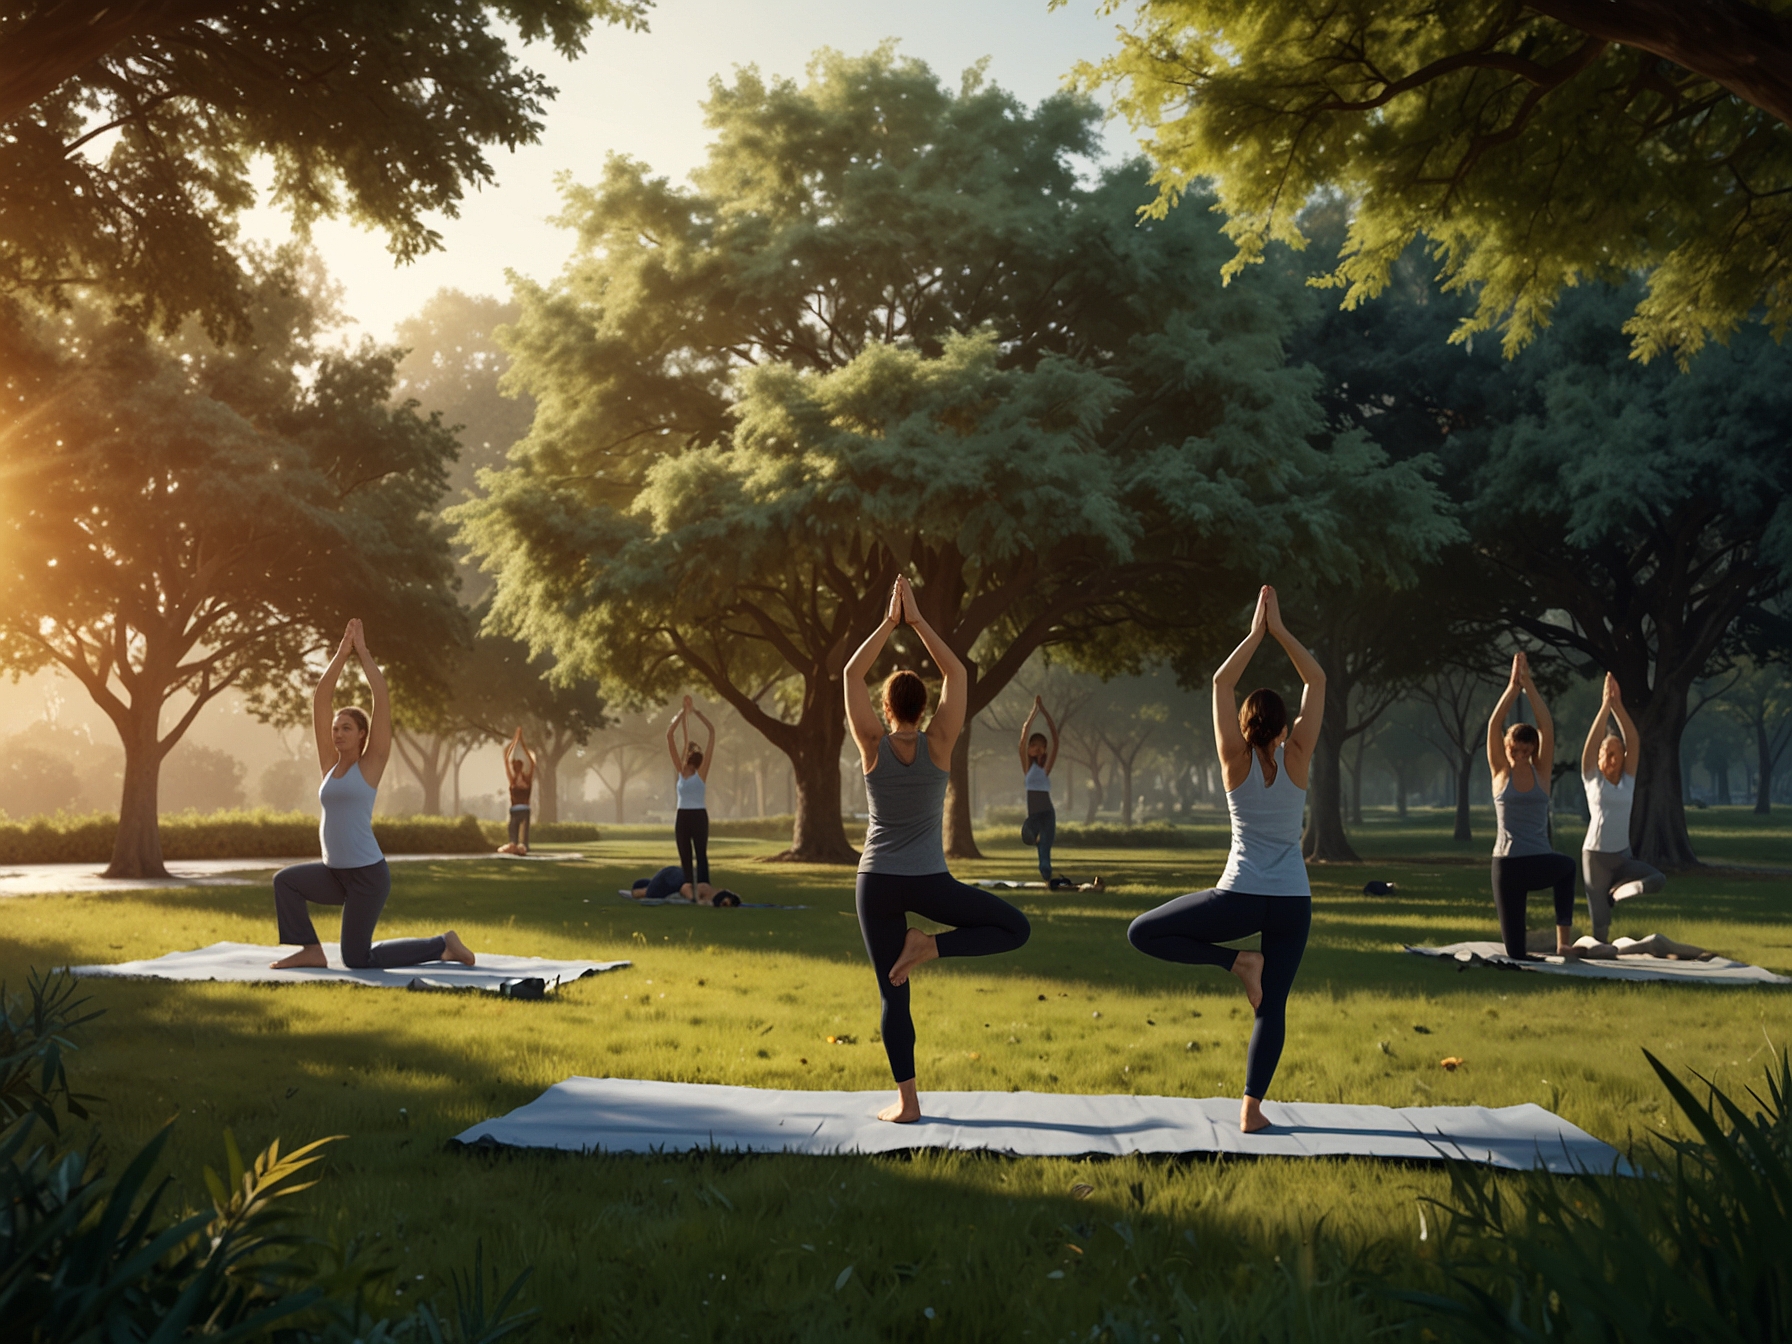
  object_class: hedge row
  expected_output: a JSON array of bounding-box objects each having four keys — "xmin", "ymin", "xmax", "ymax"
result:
[
  {"xmin": 475, "ymin": 820, "xmax": 604, "ymax": 845},
  {"xmin": 982, "ymin": 809, "xmax": 1211, "ymax": 848},
  {"xmin": 0, "ymin": 810, "xmax": 491, "ymax": 864}
]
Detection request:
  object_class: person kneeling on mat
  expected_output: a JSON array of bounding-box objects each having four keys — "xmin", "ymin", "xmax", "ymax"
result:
[
  {"xmin": 1126, "ymin": 585, "xmax": 1322, "ymax": 1135},
  {"xmin": 271, "ymin": 620, "xmax": 475, "ymax": 971},
  {"xmin": 1579, "ymin": 672, "xmax": 1664, "ymax": 942},
  {"xmin": 1487, "ymin": 652, "xmax": 1576, "ymax": 960}
]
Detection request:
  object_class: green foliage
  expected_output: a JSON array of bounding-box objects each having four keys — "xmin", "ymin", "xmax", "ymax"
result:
[
  {"xmin": 0, "ymin": 0, "xmax": 649, "ymax": 336},
  {"xmin": 0, "ymin": 971, "xmax": 99, "ymax": 1137},
  {"xmin": 474, "ymin": 820, "xmax": 604, "ymax": 845},
  {"xmin": 1404, "ymin": 1051, "xmax": 1792, "ymax": 1342},
  {"xmin": 0, "ymin": 811, "xmax": 490, "ymax": 864},
  {"xmin": 1073, "ymin": 0, "xmax": 1792, "ymax": 362}
]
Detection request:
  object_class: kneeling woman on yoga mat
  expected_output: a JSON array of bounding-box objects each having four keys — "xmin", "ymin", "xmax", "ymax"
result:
[
  {"xmin": 1487, "ymin": 651, "xmax": 1576, "ymax": 960},
  {"xmin": 1127, "ymin": 585, "xmax": 1323, "ymax": 1135},
  {"xmin": 269, "ymin": 620, "xmax": 475, "ymax": 971},
  {"xmin": 847, "ymin": 575, "xmax": 1030, "ymax": 1124}
]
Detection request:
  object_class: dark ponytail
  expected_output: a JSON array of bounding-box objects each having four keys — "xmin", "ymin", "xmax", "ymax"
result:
[{"xmin": 1239, "ymin": 689, "xmax": 1287, "ymax": 750}]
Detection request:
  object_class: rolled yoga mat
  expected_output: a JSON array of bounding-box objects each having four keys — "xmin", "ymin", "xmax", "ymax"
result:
[
  {"xmin": 1407, "ymin": 941, "xmax": 1789, "ymax": 985},
  {"xmin": 65, "ymin": 942, "xmax": 629, "ymax": 993},
  {"xmin": 453, "ymin": 1076, "xmax": 1626, "ymax": 1173}
]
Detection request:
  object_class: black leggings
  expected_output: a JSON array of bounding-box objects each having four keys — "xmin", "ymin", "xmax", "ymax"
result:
[
  {"xmin": 855, "ymin": 871, "xmax": 1031, "ymax": 1082},
  {"xmin": 272, "ymin": 861, "xmax": 445, "ymax": 969},
  {"xmin": 1490, "ymin": 853, "xmax": 1576, "ymax": 957},
  {"xmin": 675, "ymin": 808, "xmax": 709, "ymax": 888},
  {"xmin": 1127, "ymin": 889, "xmax": 1311, "ymax": 1100}
]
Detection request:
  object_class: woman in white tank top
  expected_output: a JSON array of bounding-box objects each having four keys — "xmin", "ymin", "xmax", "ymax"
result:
[
  {"xmin": 1018, "ymin": 695, "xmax": 1060, "ymax": 882},
  {"xmin": 667, "ymin": 695, "xmax": 716, "ymax": 900},
  {"xmin": 1126, "ymin": 586, "xmax": 1325, "ymax": 1135}
]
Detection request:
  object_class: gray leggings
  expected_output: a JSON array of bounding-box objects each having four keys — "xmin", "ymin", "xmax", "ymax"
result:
[
  {"xmin": 1582, "ymin": 847, "xmax": 1665, "ymax": 941},
  {"xmin": 273, "ymin": 861, "xmax": 446, "ymax": 969}
]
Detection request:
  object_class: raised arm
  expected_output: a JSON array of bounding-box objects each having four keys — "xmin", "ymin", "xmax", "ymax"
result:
[
  {"xmin": 1019, "ymin": 698, "xmax": 1041, "ymax": 770},
  {"xmin": 1487, "ymin": 655, "xmax": 1523, "ymax": 778},
  {"xmin": 899, "ymin": 577, "xmax": 968, "ymax": 766},
  {"xmin": 665, "ymin": 706, "xmax": 686, "ymax": 773},
  {"xmin": 1515, "ymin": 652, "xmax": 1553, "ymax": 768},
  {"xmin": 1212, "ymin": 589, "xmax": 1269, "ymax": 774},
  {"xmin": 1040, "ymin": 703, "xmax": 1060, "ymax": 774},
  {"xmin": 845, "ymin": 581, "xmax": 904, "ymax": 771},
  {"xmin": 1262, "ymin": 587, "xmax": 1325, "ymax": 771},
  {"xmin": 1607, "ymin": 674, "xmax": 1641, "ymax": 776},
  {"xmin": 349, "ymin": 620, "xmax": 392, "ymax": 787},
  {"xmin": 1580, "ymin": 680, "xmax": 1612, "ymax": 777},
  {"xmin": 312, "ymin": 623, "xmax": 355, "ymax": 774},
  {"xmin": 691, "ymin": 703, "xmax": 716, "ymax": 781}
]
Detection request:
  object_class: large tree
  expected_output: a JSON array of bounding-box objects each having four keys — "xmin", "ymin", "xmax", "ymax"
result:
[
  {"xmin": 1073, "ymin": 0, "xmax": 1792, "ymax": 363},
  {"xmin": 0, "ymin": 0, "xmax": 649, "ymax": 335},
  {"xmin": 459, "ymin": 48, "xmax": 1415, "ymax": 862},
  {"xmin": 0, "ymin": 265, "xmax": 463, "ymax": 876},
  {"xmin": 1461, "ymin": 285, "xmax": 1792, "ymax": 865}
]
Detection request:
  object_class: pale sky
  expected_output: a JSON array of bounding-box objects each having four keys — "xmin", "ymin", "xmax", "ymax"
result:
[{"xmin": 242, "ymin": 0, "xmax": 1135, "ymax": 340}]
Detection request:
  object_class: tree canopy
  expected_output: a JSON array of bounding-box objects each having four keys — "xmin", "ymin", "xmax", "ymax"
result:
[
  {"xmin": 458, "ymin": 48, "xmax": 1441, "ymax": 861},
  {"xmin": 0, "ymin": 0, "xmax": 649, "ymax": 335},
  {"xmin": 0, "ymin": 260, "xmax": 464, "ymax": 875},
  {"xmin": 1073, "ymin": 0, "xmax": 1792, "ymax": 364}
]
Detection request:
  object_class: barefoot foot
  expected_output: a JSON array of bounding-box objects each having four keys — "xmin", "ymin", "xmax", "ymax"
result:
[
  {"xmin": 1240, "ymin": 1095, "xmax": 1270, "ymax": 1134},
  {"xmin": 878, "ymin": 1079, "xmax": 921, "ymax": 1123},
  {"xmin": 888, "ymin": 928, "xmax": 938, "ymax": 987},
  {"xmin": 441, "ymin": 930, "xmax": 476, "ymax": 966},
  {"xmin": 270, "ymin": 945, "xmax": 327, "ymax": 970},
  {"xmin": 1231, "ymin": 950, "xmax": 1264, "ymax": 1011}
]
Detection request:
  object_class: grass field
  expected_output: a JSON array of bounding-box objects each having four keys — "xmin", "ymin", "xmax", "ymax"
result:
[{"xmin": 1, "ymin": 807, "xmax": 1787, "ymax": 1340}]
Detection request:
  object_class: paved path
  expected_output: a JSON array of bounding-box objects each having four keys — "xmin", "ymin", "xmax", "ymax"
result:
[{"xmin": 0, "ymin": 852, "xmax": 507, "ymax": 898}]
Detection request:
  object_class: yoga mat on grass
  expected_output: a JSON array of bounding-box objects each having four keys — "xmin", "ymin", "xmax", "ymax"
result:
[
  {"xmin": 616, "ymin": 893, "xmax": 807, "ymax": 910},
  {"xmin": 453, "ymin": 1077, "xmax": 1624, "ymax": 1173},
  {"xmin": 1408, "ymin": 941, "xmax": 1789, "ymax": 985},
  {"xmin": 66, "ymin": 942, "xmax": 629, "ymax": 993}
]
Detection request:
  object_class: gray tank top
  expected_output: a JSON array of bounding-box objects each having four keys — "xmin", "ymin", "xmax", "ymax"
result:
[
  {"xmin": 1493, "ymin": 770, "xmax": 1553, "ymax": 858},
  {"xmin": 1217, "ymin": 745, "xmax": 1309, "ymax": 897},
  {"xmin": 319, "ymin": 762, "xmax": 384, "ymax": 868},
  {"xmin": 857, "ymin": 733, "xmax": 949, "ymax": 876}
]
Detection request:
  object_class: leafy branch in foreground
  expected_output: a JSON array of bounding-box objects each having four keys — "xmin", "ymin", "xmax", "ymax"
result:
[{"xmin": 0, "ymin": 969, "xmax": 102, "ymax": 1134}]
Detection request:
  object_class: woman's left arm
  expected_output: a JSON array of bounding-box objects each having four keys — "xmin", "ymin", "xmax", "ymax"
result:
[
  {"xmin": 351, "ymin": 620, "xmax": 393, "ymax": 787},
  {"xmin": 693, "ymin": 708, "xmax": 716, "ymax": 781},
  {"xmin": 1517, "ymin": 653, "xmax": 1553, "ymax": 770},
  {"xmin": 899, "ymin": 577, "xmax": 967, "ymax": 765}
]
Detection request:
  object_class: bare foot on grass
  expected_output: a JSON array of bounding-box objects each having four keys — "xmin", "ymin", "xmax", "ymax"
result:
[
  {"xmin": 1231, "ymin": 950, "xmax": 1264, "ymax": 1011},
  {"xmin": 879, "ymin": 1079, "xmax": 921, "ymax": 1123},
  {"xmin": 1240, "ymin": 1095, "xmax": 1269, "ymax": 1134},
  {"xmin": 270, "ymin": 945, "xmax": 327, "ymax": 969},
  {"xmin": 888, "ymin": 928, "xmax": 938, "ymax": 987},
  {"xmin": 441, "ymin": 930, "xmax": 476, "ymax": 966}
]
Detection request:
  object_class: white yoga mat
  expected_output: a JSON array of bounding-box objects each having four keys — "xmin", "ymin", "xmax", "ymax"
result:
[
  {"xmin": 1408, "ymin": 941, "xmax": 1789, "ymax": 985},
  {"xmin": 66, "ymin": 941, "xmax": 629, "ymax": 993},
  {"xmin": 453, "ymin": 1077, "xmax": 1623, "ymax": 1173}
]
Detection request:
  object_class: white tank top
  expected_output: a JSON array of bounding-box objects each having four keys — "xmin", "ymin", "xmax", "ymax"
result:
[
  {"xmin": 318, "ymin": 762, "xmax": 384, "ymax": 868},
  {"xmin": 1582, "ymin": 769, "xmax": 1633, "ymax": 853},
  {"xmin": 1024, "ymin": 762, "xmax": 1051, "ymax": 794},
  {"xmin": 675, "ymin": 771, "xmax": 706, "ymax": 809},
  {"xmin": 1217, "ymin": 745, "xmax": 1309, "ymax": 897}
]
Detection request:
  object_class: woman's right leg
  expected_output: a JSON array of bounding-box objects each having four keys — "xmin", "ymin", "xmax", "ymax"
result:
[
  {"xmin": 855, "ymin": 873, "xmax": 919, "ymax": 1083},
  {"xmin": 1490, "ymin": 858, "xmax": 1530, "ymax": 958},
  {"xmin": 1126, "ymin": 887, "xmax": 1261, "ymax": 971},
  {"xmin": 1035, "ymin": 809, "xmax": 1055, "ymax": 880},
  {"xmin": 337, "ymin": 862, "xmax": 447, "ymax": 969},
  {"xmin": 1243, "ymin": 898, "xmax": 1312, "ymax": 1100},
  {"xmin": 1582, "ymin": 848, "xmax": 1619, "ymax": 942},
  {"xmin": 692, "ymin": 809, "xmax": 710, "ymax": 885},
  {"xmin": 675, "ymin": 809, "xmax": 697, "ymax": 892}
]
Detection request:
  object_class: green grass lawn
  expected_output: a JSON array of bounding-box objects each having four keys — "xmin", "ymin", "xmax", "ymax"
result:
[{"xmin": 1, "ymin": 812, "xmax": 1787, "ymax": 1340}]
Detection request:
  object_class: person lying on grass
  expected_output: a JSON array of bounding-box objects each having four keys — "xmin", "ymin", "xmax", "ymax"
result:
[
  {"xmin": 269, "ymin": 619, "xmax": 475, "ymax": 971},
  {"xmin": 624, "ymin": 866, "xmax": 741, "ymax": 906},
  {"xmin": 846, "ymin": 575, "xmax": 1030, "ymax": 1124},
  {"xmin": 1126, "ymin": 585, "xmax": 1323, "ymax": 1135}
]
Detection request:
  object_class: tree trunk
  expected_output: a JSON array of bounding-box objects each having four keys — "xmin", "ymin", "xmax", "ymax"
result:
[
  {"xmin": 780, "ymin": 738, "xmax": 858, "ymax": 863},
  {"xmin": 1757, "ymin": 724, "xmax": 1773, "ymax": 815},
  {"xmin": 106, "ymin": 714, "xmax": 169, "ymax": 879},
  {"xmin": 1120, "ymin": 757, "xmax": 1136, "ymax": 826},
  {"xmin": 1348, "ymin": 737, "xmax": 1365, "ymax": 825},
  {"xmin": 1082, "ymin": 752, "xmax": 1104, "ymax": 823},
  {"xmin": 1632, "ymin": 691, "xmax": 1699, "ymax": 866},
  {"xmin": 943, "ymin": 715, "xmax": 983, "ymax": 859},
  {"xmin": 1302, "ymin": 711, "xmax": 1360, "ymax": 862},
  {"xmin": 1453, "ymin": 750, "xmax": 1474, "ymax": 842}
]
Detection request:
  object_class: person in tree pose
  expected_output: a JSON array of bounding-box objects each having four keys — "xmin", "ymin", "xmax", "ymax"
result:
[
  {"xmin": 498, "ymin": 727, "xmax": 536, "ymax": 854},
  {"xmin": 1127, "ymin": 586, "xmax": 1324, "ymax": 1134},
  {"xmin": 1579, "ymin": 672, "xmax": 1664, "ymax": 942},
  {"xmin": 847, "ymin": 575, "xmax": 1031, "ymax": 1123},
  {"xmin": 667, "ymin": 695, "xmax": 716, "ymax": 902},
  {"xmin": 1018, "ymin": 696, "xmax": 1062, "ymax": 884},
  {"xmin": 1487, "ymin": 651, "xmax": 1577, "ymax": 959},
  {"xmin": 271, "ymin": 619, "xmax": 475, "ymax": 970}
]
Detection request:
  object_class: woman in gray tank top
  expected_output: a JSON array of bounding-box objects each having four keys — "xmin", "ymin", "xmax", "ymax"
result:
[
  {"xmin": 1125, "ymin": 586, "xmax": 1324, "ymax": 1135},
  {"xmin": 269, "ymin": 619, "xmax": 475, "ymax": 971},
  {"xmin": 846, "ymin": 577, "xmax": 1031, "ymax": 1124},
  {"xmin": 1486, "ymin": 651, "xmax": 1577, "ymax": 959}
]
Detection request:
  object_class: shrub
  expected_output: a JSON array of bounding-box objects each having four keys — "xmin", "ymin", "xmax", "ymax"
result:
[
  {"xmin": 0, "ymin": 810, "xmax": 491, "ymax": 864},
  {"xmin": 475, "ymin": 820, "xmax": 604, "ymax": 846}
]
